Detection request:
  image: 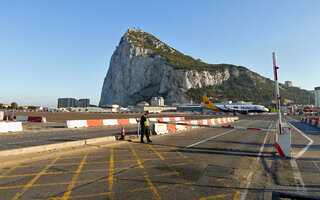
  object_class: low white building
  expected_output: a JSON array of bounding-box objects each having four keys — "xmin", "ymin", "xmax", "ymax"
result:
[{"xmin": 150, "ymin": 97, "xmax": 164, "ymax": 106}]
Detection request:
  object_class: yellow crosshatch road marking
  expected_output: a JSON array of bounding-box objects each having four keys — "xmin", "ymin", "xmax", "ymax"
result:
[
  {"xmin": 0, "ymin": 165, "xmax": 20, "ymax": 176},
  {"xmin": 11, "ymin": 156, "xmax": 60, "ymax": 200},
  {"xmin": 129, "ymin": 143, "xmax": 161, "ymax": 200},
  {"xmin": 197, "ymin": 193, "xmax": 232, "ymax": 200},
  {"xmin": 0, "ymin": 172, "xmax": 179, "ymax": 190},
  {"xmin": 10, "ymin": 156, "xmax": 185, "ymax": 168},
  {"xmin": 147, "ymin": 144, "xmax": 197, "ymax": 193},
  {"xmin": 0, "ymin": 162, "xmax": 189, "ymax": 178},
  {"xmin": 108, "ymin": 147, "xmax": 115, "ymax": 200},
  {"xmin": 61, "ymin": 152, "xmax": 88, "ymax": 200},
  {"xmin": 171, "ymin": 147, "xmax": 198, "ymax": 166},
  {"xmin": 43, "ymin": 182, "xmax": 193, "ymax": 200}
]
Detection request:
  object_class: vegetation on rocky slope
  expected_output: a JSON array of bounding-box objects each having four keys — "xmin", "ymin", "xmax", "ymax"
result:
[
  {"xmin": 187, "ymin": 73, "xmax": 314, "ymax": 105},
  {"xmin": 126, "ymin": 29, "xmax": 314, "ymax": 106}
]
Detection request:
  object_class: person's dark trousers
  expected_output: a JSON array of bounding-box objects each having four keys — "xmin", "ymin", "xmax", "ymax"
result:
[{"xmin": 141, "ymin": 126, "xmax": 151, "ymax": 142}]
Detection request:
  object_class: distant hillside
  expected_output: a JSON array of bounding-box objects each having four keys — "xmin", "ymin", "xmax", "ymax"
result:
[
  {"xmin": 99, "ymin": 29, "xmax": 314, "ymax": 106},
  {"xmin": 187, "ymin": 70, "xmax": 314, "ymax": 105}
]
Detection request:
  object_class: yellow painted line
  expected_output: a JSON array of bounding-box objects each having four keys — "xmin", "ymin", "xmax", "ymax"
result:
[
  {"xmin": 0, "ymin": 165, "xmax": 20, "ymax": 176},
  {"xmin": 147, "ymin": 144, "xmax": 197, "ymax": 193},
  {"xmin": 11, "ymin": 157, "xmax": 60, "ymax": 200},
  {"xmin": 1, "ymin": 162, "xmax": 188, "ymax": 178},
  {"xmin": 171, "ymin": 147, "xmax": 198, "ymax": 166},
  {"xmin": 129, "ymin": 143, "xmax": 161, "ymax": 200},
  {"xmin": 0, "ymin": 172, "xmax": 179, "ymax": 190},
  {"xmin": 233, "ymin": 179, "xmax": 246, "ymax": 200},
  {"xmin": 233, "ymin": 190, "xmax": 241, "ymax": 200},
  {"xmin": 198, "ymin": 193, "xmax": 232, "ymax": 200},
  {"xmin": 108, "ymin": 147, "xmax": 114, "ymax": 200},
  {"xmin": 61, "ymin": 152, "xmax": 88, "ymax": 200},
  {"xmin": 64, "ymin": 182, "xmax": 192, "ymax": 200},
  {"xmin": 15, "ymin": 156, "xmax": 185, "ymax": 168},
  {"xmin": 147, "ymin": 144, "xmax": 165, "ymax": 160}
]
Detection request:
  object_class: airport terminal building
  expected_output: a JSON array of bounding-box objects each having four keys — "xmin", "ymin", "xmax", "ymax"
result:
[
  {"xmin": 58, "ymin": 98, "xmax": 90, "ymax": 108},
  {"xmin": 315, "ymin": 87, "xmax": 320, "ymax": 108}
]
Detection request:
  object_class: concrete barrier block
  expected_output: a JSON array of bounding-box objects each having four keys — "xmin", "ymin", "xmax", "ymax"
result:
[
  {"xmin": 176, "ymin": 125, "xmax": 187, "ymax": 131},
  {"xmin": 16, "ymin": 116, "xmax": 28, "ymax": 121},
  {"xmin": 103, "ymin": 119, "xmax": 118, "ymax": 125},
  {"xmin": 66, "ymin": 120, "xmax": 88, "ymax": 128},
  {"xmin": 153, "ymin": 123, "xmax": 168, "ymax": 135},
  {"xmin": 129, "ymin": 118, "xmax": 138, "ymax": 124},
  {"xmin": 0, "ymin": 122, "xmax": 23, "ymax": 133}
]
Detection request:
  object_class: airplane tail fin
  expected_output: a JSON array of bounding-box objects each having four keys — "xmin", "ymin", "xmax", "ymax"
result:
[{"xmin": 202, "ymin": 95, "xmax": 222, "ymax": 112}]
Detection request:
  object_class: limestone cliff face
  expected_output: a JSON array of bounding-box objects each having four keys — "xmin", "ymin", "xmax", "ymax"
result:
[{"xmin": 99, "ymin": 30, "xmax": 256, "ymax": 106}]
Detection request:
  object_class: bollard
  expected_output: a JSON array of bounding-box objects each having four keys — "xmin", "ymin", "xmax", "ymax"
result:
[
  {"xmin": 119, "ymin": 126, "xmax": 125, "ymax": 140},
  {"xmin": 276, "ymin": 123, "xmax": 291, "ymax": 157}
]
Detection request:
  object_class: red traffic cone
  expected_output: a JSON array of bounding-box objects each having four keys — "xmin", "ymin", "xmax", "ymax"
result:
[{"xmin": 119, "ymin": 126, "xmax": 125, "ymax": 140}]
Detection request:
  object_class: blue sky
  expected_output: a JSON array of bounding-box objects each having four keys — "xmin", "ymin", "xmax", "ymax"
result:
[{"xmin": 1, "ymin": 0, "xmax": 319, "ymax": 107}]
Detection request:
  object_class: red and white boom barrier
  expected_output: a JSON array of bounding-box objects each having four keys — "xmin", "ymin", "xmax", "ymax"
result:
[{"xmin": 273, "ymin": 52, "xmax": 291, "ymax": 157}]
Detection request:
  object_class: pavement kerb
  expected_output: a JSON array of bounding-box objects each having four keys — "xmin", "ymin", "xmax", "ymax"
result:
[{"xmin": 0, "ymin": 135, "xmax": 127, "ymax": 157}]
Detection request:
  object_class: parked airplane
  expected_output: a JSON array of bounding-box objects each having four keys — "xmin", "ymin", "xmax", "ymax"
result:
[{"xmin": 201, "ymin": 95, "xmax": 269, "ymax": 114}]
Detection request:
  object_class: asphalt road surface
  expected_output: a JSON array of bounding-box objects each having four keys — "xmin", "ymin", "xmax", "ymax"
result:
[
  {"xmin": 0, "ymin": 115, "xmax": 319, "ymax": 200},
  {"xmin": 0, "ymin": 125, "xmax": 138, "ymax": 151}
]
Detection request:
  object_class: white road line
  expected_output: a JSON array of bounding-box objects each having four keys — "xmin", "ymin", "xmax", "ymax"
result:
[
  {"xmin": 186, "ymin": 121, "xmax": 256, "ymax": 148},
  {"xmin": 290, "ymin": 159, "xmax": 308, "ymax": 195},
  {"xmin": 239, "ymin": 120, "xmax": 274, "ymax": 200},
  {"xmin": 285, "ymin": 117, "xmax": 312, "ymax": 195},
  {"xmin": 286, "ymin": 117, "xmax": 314, "ymax": 159},
  {"xmin": 186, "ymin": 129, "xmax": 236, "ymax": 148}
]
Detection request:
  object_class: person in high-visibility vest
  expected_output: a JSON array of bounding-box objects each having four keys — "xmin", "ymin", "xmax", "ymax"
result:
[{"xmin": 140, "ymin": 111, "xmax": 152, "ymax": 143}]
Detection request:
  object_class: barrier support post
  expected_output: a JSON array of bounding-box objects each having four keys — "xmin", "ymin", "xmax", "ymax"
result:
[
  {"xmin": 276, "ymin": 123, "xmax": 291, "ymax": 157},
  {"xmin": 136, "ymin": 118, "xmax": 140, "ymax": 138},
  {"xmin": 273, "ymin": 52, "xmax": 291, "ymax": 157}
]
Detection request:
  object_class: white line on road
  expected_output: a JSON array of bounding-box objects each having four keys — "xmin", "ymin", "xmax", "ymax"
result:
[
  {"xmin": 286, "ymin": 117, "xmax": 314, "ymax": 159},
  {"xmin": 285, "ymin": 117, "xmax": 312, "ymax": 195},
  {"xmin": 186, "ymin": 121, "xmax": 256, "ymax": 148},
  {"xmin": 290, "ymin": 159, "xmax": 307, "ymax": 195},
  {"xmin": 239, "ymin": 120, "xmax": 274, "ymax": 200}
]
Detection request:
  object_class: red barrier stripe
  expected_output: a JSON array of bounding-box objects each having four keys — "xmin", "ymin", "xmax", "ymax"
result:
[
  {"xmin": 167, "ymin": 124, "xmax": 176, "ymax": 132},
  {"xmin": 247, "ymin": 127, "xmax": 262, "ymax": 130},
  {"xmin": 87, "ymin": 119, "xmax": 104, "ymax": 127},
  {"xmin": 117, "ymin": 118, "xmax": 130, "ymax": 125},
  {"xmin": 221, "ymin": 125, "xmax": 234, "ymax": 128},
  {"xmin": 27, "ymin": 116, "xmax": 43, "ymax": 122},
  {"xmin": 169, "ymin": 117, "xmax": 176, "ymax": 122},
  {"xmin": 276, "ymin": 142, "xmax": 285, "ymax": 157}
]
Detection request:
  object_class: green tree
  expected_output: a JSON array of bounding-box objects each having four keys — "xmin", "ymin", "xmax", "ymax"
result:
[
  {"xmin": 11, "ymin": 102, "xmax": 18, "ymax": 109},
  {"xmin": 28, "ymin": 106, "xmax": 37, "ymax": 110}
]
